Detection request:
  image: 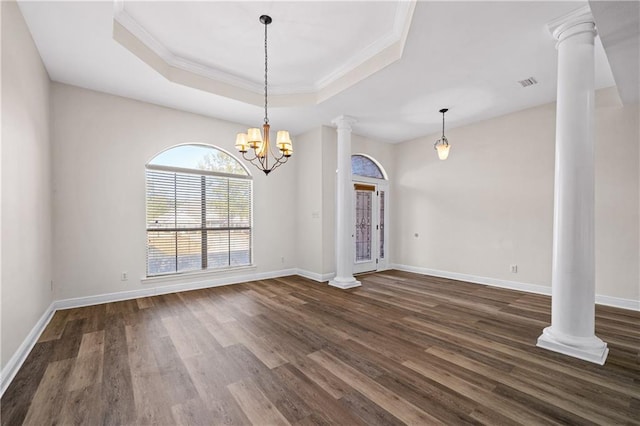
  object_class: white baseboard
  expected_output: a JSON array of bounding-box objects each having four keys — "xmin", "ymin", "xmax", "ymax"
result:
[
  {"xmin": 594, "ymin": 294, "xmax": 640, "ymax": 311},
  {"xmin": 1, "ymin": 267, "xmax": 297, "ymax": 397},
  {"xmin": 391, "ymin": 263, "xmax": 639, "ymax": 312},
  {"xmin": 55, "ymin": 268, "xmax": 298, "ymax": 310},
  {"xmin": 295, "ymin": 269, "xmax": 334, "ymax": 282},
  {"xmin": 0, "ymin": 302, "xmax": 56, "ymax": 396}
]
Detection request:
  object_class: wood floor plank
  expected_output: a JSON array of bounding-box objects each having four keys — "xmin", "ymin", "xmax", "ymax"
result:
[
  {"xmin": 162, "ymin": 315, "xmax": 207, "ymax": 359},
  {"xmin": 37, "ymin": 310, "xmax": 69, "ymax": 343},
  {"xmin": 402, "ymin": 358, "xmax": 559, "ymax": 425},
  {"xmin": 309, "ymin": 349, "xmax": 445, "ymax": 425},
  {"xmin": 67, "ymin": 330, "xmax": 104, "ymax": 391},
  {"xmin": 100, "ymin": 313, "xmax": 136, "ymax": 426},
  {"xmin": 136, "ymin": 296, "xmax": 156, "ymax": 310},
  {"xmin": 148, "ymin": 334, "xmax": 200, "ymax": 404},
  {"xmin": 225, "ymin": 321, "xmax": 289, "ymax": 369},
  {"xmin": 51, "ymin": 318, "xmax": 85, "ymax": 362},
  {"xmin": 170, "ymin": 398, "xmax": 216, "ymax": 426},
  {"xmin": 401, "ymin": 313, "xmax": 640, "ymax": 398},
  {"xmin": 192, "ymin": 310, "xmax": 238, "ymax": 347},
  {"xmin": 3, "ymin": 271, "xmax": 638, "ymax": 425},
  {"xmin": 125, "ymin": 323, "xmax": 175, "ymax": 425},
  {"xmin": 0, "ymin": 341, "xmax": 54, "ymax": 426},
  {"xmin": 273, "ymin": 363, "xmax": 364, "ymax": 425},
  {"xmin": 338, "ymin": 389, "xmax": 405, "ymax": 426},
  {"xmin": 58, "ymin": 383, "xmax": 105, "ymax": 426},
  {"xmin": 181, "ymin": 352, "xmax": 251, "ymax": 425},
  {"xmin": 22, "ymin": 359, "xmax": 74, "ymax": 426},
  {"xmin": 288, "ymin": 355, "xmax": 350, "ymax": 399},
  {"xmin": 426, "ymin": 346, "xmax": 636, "ymax": 424},
  {"xmin": 227, "ymin": 378, "xmax": 291, "ymax": 426}
]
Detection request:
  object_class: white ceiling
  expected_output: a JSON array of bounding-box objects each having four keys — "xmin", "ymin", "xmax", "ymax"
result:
[
  {"xmin": 590, "ymin": 0, "xmax": 640, "ymax": 105},
  {"xmin": 117, "ymin": 1, "xmax": 402, "ymax": 92},
  {"xmin": 18, "ymin": 1, "xmax": 616, "ymax": 143}
]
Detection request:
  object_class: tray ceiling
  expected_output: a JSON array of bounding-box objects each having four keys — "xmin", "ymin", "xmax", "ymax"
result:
[{"xmin": 18, "ymin": 1, "xmax": 616, "ymax": 143}]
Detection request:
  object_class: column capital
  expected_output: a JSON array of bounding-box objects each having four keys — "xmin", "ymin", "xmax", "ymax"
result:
[
  {"xmin": 547, "ymin": 5, "xmax": 596, "ymax": 43},
  {"xmin": 332, "ymin": 115, "xmax": 357, "ymax": 131}
]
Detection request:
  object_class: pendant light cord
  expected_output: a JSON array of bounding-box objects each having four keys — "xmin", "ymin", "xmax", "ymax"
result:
[
  {"xmin": 442, "ymin": 110, "xmax": 445, "ymax": 138},
  {"xmin": 264, "ymin": 20, "xmax": 269, "ymax": 125}
]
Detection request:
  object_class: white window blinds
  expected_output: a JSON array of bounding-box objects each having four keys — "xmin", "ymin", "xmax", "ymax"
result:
[{"xmin": 146, "ymin": 168, "xmax": 252, "ymax": 276}]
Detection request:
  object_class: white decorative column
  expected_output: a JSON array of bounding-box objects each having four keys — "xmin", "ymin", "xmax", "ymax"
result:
[
  {"xmin": 329, "ymin": 115, "xmax": 361, "ymax": 289},
  {"xmin": 537, "ymin": 6, "xmax": 608, "ymax": 365}
]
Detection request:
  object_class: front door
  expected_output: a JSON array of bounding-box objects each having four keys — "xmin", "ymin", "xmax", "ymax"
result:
[{"xmin": 354, "ymin": 184, "xmax": 377, "ymax": 274}]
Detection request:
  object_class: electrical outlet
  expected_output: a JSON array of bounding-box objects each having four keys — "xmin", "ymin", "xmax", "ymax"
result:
[
  {"xmin": 510, "ymin": 264, "xmax": 518, "ymax": 273},
  {"xmin": 50, "ymin": 280, "xmax": 54, "ymax": 292},
  {"xmin": 121, "ymin": 272, "xmax": 128, "ymax": 281},
  {"xmin": 281, "ymin": 256, "xmax": 285, "ymax": 264}
]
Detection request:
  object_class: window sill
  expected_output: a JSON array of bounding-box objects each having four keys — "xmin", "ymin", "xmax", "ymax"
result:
[{"xmin": 141, "ymin": 264, "xmax": 257, "ymax": 285}]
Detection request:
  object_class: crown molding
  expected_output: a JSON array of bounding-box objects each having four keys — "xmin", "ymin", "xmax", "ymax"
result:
[{"xmin": 112, "ymin": 0, "xmax": 416, "ymax": 107}]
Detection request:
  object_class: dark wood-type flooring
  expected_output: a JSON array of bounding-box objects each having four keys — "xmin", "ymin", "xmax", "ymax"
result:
[{"xmin": 2, "ymin": 271, "xmax": 639, "ymax": 425}]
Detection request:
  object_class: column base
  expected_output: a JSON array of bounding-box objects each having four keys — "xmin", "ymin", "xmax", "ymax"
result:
[
  {"xmin": 536, "ymin": 326, "xmax": 608, "ymax": 365},
  {"xmin": 328, "ymin": 277, "xmax": 361, "ymax": 290}
]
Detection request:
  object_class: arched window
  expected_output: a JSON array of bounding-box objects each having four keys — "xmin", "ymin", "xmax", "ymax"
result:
[
  {"xmin": 146, "ymin": 144, "xmax": 252, "ymax": 276},
  {"xmin": 351, "ymin": 154, "xmax": 385, "ymax": 179}
]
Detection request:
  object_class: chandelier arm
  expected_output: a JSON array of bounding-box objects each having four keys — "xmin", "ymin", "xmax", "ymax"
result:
[
  {"xmin": 242, "ymin": 150, "xmax": 261, "ymax": 163},
  {"xmin": 271, "ymin": 153, "xmax": 287, "ymax": 166},
  {"xmin": 266, "ymin": 152, "xmax": 288, "ymax": 172},
  {"xmin": 243, "ymin": 147, "xmax": 289, "ymax": 175},
  {"xmin": 257, "ymin": 149, "xmax": 268, "ymax": 170},
  {"xmin": 244, "ymin": 152, "xmax": 271, "ymax": 174},
  {"xmin": 268, "ymin": 156, "xmax": 288, "ymax": 173}
]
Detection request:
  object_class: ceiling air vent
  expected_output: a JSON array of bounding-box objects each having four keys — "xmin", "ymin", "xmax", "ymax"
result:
[{"xmin": 518, "ymin": 77, "xmax": 538, "ymax": 88}]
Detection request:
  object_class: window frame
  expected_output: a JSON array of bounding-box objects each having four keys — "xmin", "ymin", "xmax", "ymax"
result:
[{"xmin": 145, "ymin": 144, "xmax": 253, "ymax": 278}]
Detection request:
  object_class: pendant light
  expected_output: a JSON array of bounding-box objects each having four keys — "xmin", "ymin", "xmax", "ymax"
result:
[
  {"xmin": 434, "ymin": 108, "xmax": 450, "ymax": 160},
  {"xmin": 235, "ymin": 15, "xmax": 292, "ymax": 175}
]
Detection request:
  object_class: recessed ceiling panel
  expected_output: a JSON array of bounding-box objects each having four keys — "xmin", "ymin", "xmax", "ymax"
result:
[{"xmin": 115, "ymin": 0, "xmax": 414, "ymax": 104}]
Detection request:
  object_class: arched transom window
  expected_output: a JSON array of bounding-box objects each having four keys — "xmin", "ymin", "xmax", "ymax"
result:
[
  {"xmin": 351, "ymin": 154, "xmax": 386, "ymax": 179},
  {"xmin": 146, "ymin": 144, "xmax": 252, "ymax": 276}
]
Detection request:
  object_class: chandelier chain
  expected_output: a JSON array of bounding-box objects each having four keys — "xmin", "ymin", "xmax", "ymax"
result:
[{"xmin": 264, "ymin": 19, "xmax": 269, "ymax": 125}]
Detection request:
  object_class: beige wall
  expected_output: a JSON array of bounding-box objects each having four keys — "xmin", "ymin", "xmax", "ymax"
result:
[
  {"xmin": 594, "ymin": 90, "xmax": 639, "ymax": 300},
  {"xmin": 393, "ymin": 87, "xmax": 639, "ymax": 302},
  {"xmin": 51, "ymin": 83, "xmax": 297, "ymax": 300},
  {"xmin": 321, "ymin": 126, "xmax": 336, "ymax": 276},
  {"xmin": 1, "ymin": 1, "xmax": 53, "ymax": 369},
  {"xmin": 295, "ymin": 127, "xmax": 323, "ymax": 275}
]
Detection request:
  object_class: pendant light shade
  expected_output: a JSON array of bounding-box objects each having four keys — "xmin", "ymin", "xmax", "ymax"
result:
[
  {"xmin": 235, "ymin": 132, "xmax": 249, "ymax": 152},
  {"xmin": 435, "ymin": 137, "xmax": 450, "ymax": 160},
  {"xmin": 434, "ymin": 108, "xmax": 450, "ymax": 160}
]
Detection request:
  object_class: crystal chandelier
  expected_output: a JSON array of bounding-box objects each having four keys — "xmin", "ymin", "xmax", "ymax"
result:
[
  {"xmin": 235, "ymin": 15, "xmax": 292, "ymax": 175},
  {"xmin": 434, "ymin": 108, "xmax": 450, "ymax": 160}
]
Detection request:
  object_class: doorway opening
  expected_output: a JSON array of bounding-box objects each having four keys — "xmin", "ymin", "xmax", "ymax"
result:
[{"xmin": 351, "ymin": 154, "xmax": 388, "ymax": 274}]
